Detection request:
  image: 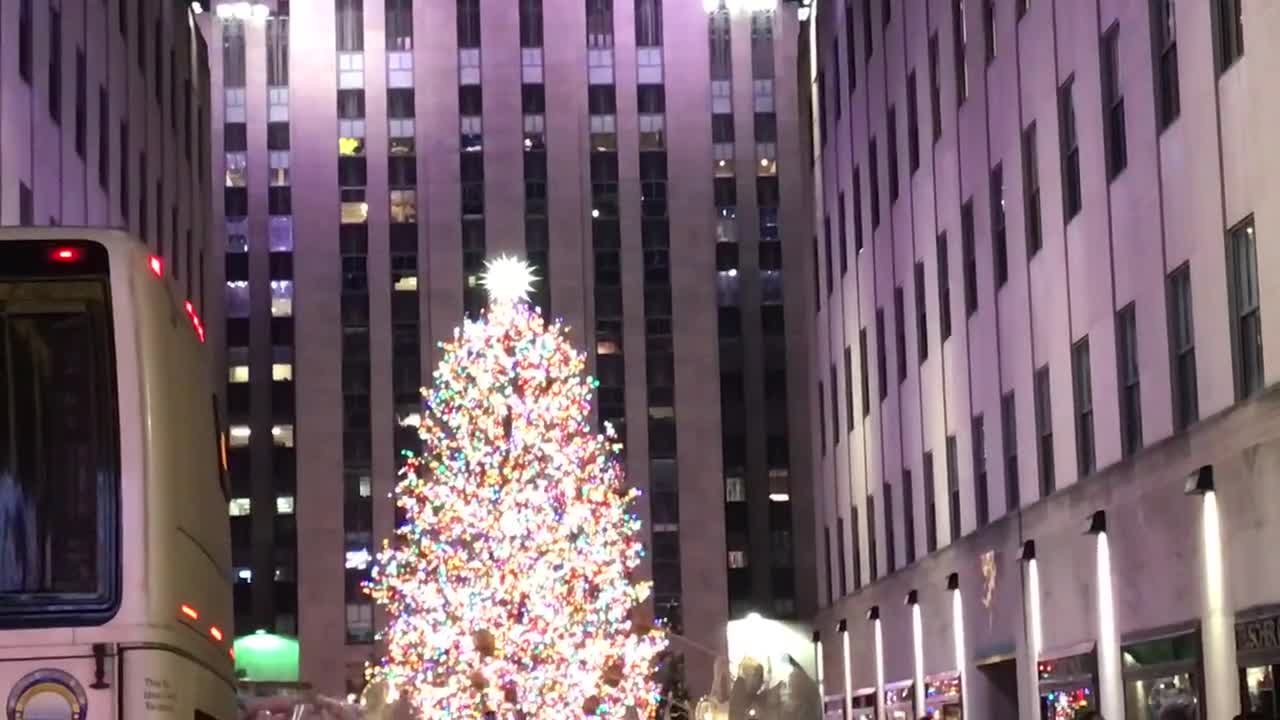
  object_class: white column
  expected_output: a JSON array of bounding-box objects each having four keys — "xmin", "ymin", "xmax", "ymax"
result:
[
  {"xmin": 842, "ymin": 625, "xmax": 854, "ymax": 719},
  {"xmin": 1200, "ymin": 491, "xmax": 1241, "ymax": 719},
  {"xmin": 873, "ymin": 616, "xmax": 885, "ymax": 720},
  {"xmin": 951, "ymin": 588, "xmax": 968, "ymax": 718},
  {"xmin": 1095, "ymin": 532, "xmax": 1123, "ymax": 720},
  {"xmin": 1021, "ymin": 556, "xmax": 1044, "ymax": 720},
  {"xmin": 911, "ymin": 603, "xmax": 925, "ymax": 717}
]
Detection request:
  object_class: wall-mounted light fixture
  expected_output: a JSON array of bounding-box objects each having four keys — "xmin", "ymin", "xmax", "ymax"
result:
[
  {"xmin": 946, "ymin": 572, "xmax": 960, "ymax": 591},
  {"xmin": 1018, "ymin": 539, "xmax": 1037, "ymax": 562},
  {"xmin": 1085, "ymin": 510, "xmax": 1108, "ymax": 536},
  {"xmin": 866, "ymin": 605, "xmax": 880, "ymax": 621},
  {"xmin": 1185, "ymin": 465, "xmax": 1215, "ymax": 495},
  {"xmin": 905, "ymin": 590, "xmax": 919, "ymax": 606},
  {"xmin": 837, "ymin": 619, "xmax": 849, "ymax": 633}
]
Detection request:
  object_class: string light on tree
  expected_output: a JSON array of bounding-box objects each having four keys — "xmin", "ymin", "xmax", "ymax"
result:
[{"xmin": 366, "ymin": 256, "xmax": 667, "ymax": 718}]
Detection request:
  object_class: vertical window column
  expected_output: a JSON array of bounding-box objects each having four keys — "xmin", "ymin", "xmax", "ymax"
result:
[
  {"xmin": 458, "ymin": 0, "xmax": 485, "ymax": 317},
  {"xmin": 521, "ymin": 0, "xmax": 550, "ymax": 316}
]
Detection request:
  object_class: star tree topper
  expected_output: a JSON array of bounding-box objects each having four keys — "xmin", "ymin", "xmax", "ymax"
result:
[{"xmin": 480, "ymin": 255, "xmax": 538, "ymax": 306}]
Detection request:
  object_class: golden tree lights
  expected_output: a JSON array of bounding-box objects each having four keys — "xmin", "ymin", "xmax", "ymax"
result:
[{"xmin": 366, "ymin": 257, "xmax": 668, "ymax": 718}]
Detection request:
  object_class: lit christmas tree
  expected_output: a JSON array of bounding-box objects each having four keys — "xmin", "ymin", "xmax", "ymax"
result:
[{"xmin": 366, "ymin": 257, "xmax": 668, "ymax": 718}]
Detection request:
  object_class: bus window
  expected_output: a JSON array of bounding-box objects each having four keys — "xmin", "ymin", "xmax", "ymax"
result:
[{"xmin": 0, "ymin": 242, "xmax": 118, "ymax": 624}]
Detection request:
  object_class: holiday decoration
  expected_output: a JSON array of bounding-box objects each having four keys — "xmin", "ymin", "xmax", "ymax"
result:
[{"xmin": 366, "ymin": 256, "xmax": 667, "ymax": 718}]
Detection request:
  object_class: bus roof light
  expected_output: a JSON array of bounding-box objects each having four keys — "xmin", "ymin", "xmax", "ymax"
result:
[
  {"xmin": 51, "ymin": 247, "xmax": 83, "ymax": 263},
  {"xmin": 148, "ymin": 256, "xmax": 164, "ymax": 277},
  {"xmin": 210, "ymin": 626, "xmax": 224, "ymax": 642},
  {"xmin": 180, "ymin": 604, "xmax": 200, "ymax": 621}
]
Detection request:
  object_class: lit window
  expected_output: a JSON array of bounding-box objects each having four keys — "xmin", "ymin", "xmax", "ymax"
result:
[
  {"xmin": 228, "ymin": 365, "xmax": 250, "ymax": 383},
  {"xmin": 272, "ymin": 363, "xmax": 294, "ymax": 381},
  {"xmin": 394, "ymin": 275, "xmax": 418, "ymax": 292},
  {"xmin": 597, "ymin": 340, "xmax": 621, "ymax": 355},
  {"xmin": 726, "ymin": 476, "xmax": 747, "ymax": 502},
  {"xmin": 269, "ymin": 150, "xmax": 290, "ymax": 186},
  {"xmin": 268, "ymin": 216, "xmax": 294, "ymax": 251},
  {"xmin": 236, "ymin": 567, "xmax": 253, "ymax": 582},
  {"xmin": 225, "ymin": 152, "xmax": 247, "ymax": 187},
  {"xmin": 271, "ymin": 424, "xmax": 295, "ymax": 448},
  {"xmin": 728, "ymin": 550, "xmax": 748, "ymax": 568},
  {"xmin": 358, "ymin": 477, "xmax": 372, "ymax": 498},
  {"xmin": 276, "ymin": 495, "xmax": 295, "ymax": 515},
  {"xmin": 389, "ymin": 137, "xmax": 415, "ymax": 155},
  {"xmin": 228, "ymin": 497, "xmax": 252, "ymax": 516},
  {"xmin": 225, "ymin": 281, "xmax": 250, "ymax": 318},
  {"xmin": 341, "ymin": 201, "xmax": 369, "ymax": 224},
  {"xmin": 338, "ymin": 52, "xmax": 364, "ymax": 89},
  {"xmin": 390, "ymin": 189, "xmax": 417, "ymax": 223},
  {"xmin": 338, "ymin": 135, "xmax": 365, "ymax": 156},
  {"xmin": 229, "ymin": 425, "xmax": 251, "ymax": 447},
  {"xmin": 345, "ymin": 548, "xmax": 372, "ymax": 570},
  {"xmin": 270, "ymin": 280, "xmax": 294, "ymax": 317}
]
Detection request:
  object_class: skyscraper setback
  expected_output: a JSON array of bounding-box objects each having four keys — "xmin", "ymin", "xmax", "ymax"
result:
[{"xmin": 203, "ymin": 0, "xmax": 814, "ymax": 697}]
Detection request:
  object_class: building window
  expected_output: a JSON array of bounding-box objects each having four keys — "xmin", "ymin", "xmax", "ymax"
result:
[
  {"xmin": 862, "ymin": 0, "xmax": 873, "ymax": 59},
  {"xmin": 812, "ymin": 236, "xmax": 821, "ymax": 313},
  {"xmin": 75, "ymin": 48, "xmax": 85, "ymax": 157},
  {"xmin": 945, "ymin": 435, "xmax": 960, "ymax": 541},
  {"xmin": 852, "ymin": 167, "xmax": 865, "ymax": 252},
  {"xmin": 1154, "ymin": 0, "xmax": 1179, "ymax": 128},
  {"xmin": 972, "ymin": 415, "xmax": 988, "ymax": 526},
  {"xmin": 1072, "ymin": 338, "xmax": 1095, "ymax": 476},
  {"xmin": 1023, "ymin": 122, "xmax": 1042, "ymax": 255},
  {"xmin": 928, "ymin": 33, "xmax": 942, "ymax": 140},
  {"xmin": 1001, "ymin": 391, "xmax": 1019, "ymax": 511},
  {"xmin": 222, "ymin": 20, "xmax": 247, "ymax": 87},
  {"xmin": 991, "ymin": 164, "xmax": 1007, "ymax": 287},
  {"xmin": 961, "ymin": 200, "xmax": 977, "ymax": 315},
  {"xmin": 835, "ymin": 517, "xmax": 847, "ymax": 596},
  {"xmin": 859, "ymin": 327, "xmax": 871, "ymax": 417},
  {"xmin": 983, "ymin": 0, "xmax": 996, "ymax": 62},
  {"xmin": 98, "ymin": 87, "xmax": 109, "ymax": 189},
  {"xmin": 520, "ymin": 0, "xmax": 543, "ymax": 47},
  {"xmin": 18, "ymin": 0, "xmax": 32, "ymax": 84},
  {"xmin": 336, "ymin": 0, "xmax": 365, "ymax": 52},
  {"xmin": 1059, "ymin": 76, "xmax": 1082, "ymax": 220},
  {"xmin": 1230, "ymin": 217, "xmax": 1263, "ymax": 398},
  {"xmin": 894, "ymin": 286, "xmax": 907, "ymax": 382},
  {"xmin": 1213, "ymin": 0, "xmax": 1244, "ymax": 73},
  {"xmin": 823, "ymin": 215, "xmax": 834, "ymax": 295},
  {"xmin": 1116, "ymin": 303, "xmax": 1142, "ymax": 457},
  {"xmin": 229, "ymin": 498, "xmax": 252, "ymax": 517},
  {"xmin": 817, "ymin": 381, "xmax": 826, "ymax": 455},
  {"xmin": 48, "ymin": 8, "xmax": 61, "ymax": 124},
  {"xmin": 229, "ymin": 425, "xmax": 252, "ymax": 448},
  {"xmin": 866, "ymin": 493, "xmax": 878, "ymax": 581},
  {"xmin": 923, "ymin": 451, "xmax": 937, "ymax": 552},
  {"xmin": 937, "ymin": 232, "xmax": 952, "ymax": 341},
  {"xmin": 390, "ymin": 189, "xmax": 417, "ymax": 223},
  {"xmin": 868, "ymin": 139, "xmax": 881, "ymax": 229},
  {"xmin": 1034, "ymin": 365, "xmax": 1053, "ymax": 496},
  {"xmin": 276, "ymin": 495, "xmax": 296, "ymax": 515},
  {"xmin": 1101, "ymin": 24, "xmax": 1127, "ymax": 179},
  {"xmin": 18, "ymin": 184, "xmax": 33, "ymax": 226},
  {"xmin": 953, "ymin": 0, "xmax": 969, "ymax": 104},
  {"xmin": 824, "ymin": 527, "xmax": 833, "ymax": 605},
  {"xmin": 844, "ymin": 345, "xmax": 856, "ymax": 430},
  {"xmin": 906, "ymin": 71, "xmax": 920, "ymax": 173},
  {"xmin": 830, "ymin": 365, "xmax": 840, "ymax": 444},
  {"xmin": 837, "ymin": 193, "xmax": 849, "ymax": 274},
  {"xmin": 875, "ymin": 308, "xmax": 887, "ymax": 401},
  {"xmin": 726, "ymin": 475, "xmax": 746, "ymax": 502},
  {"xmin": 886, "ymin": 107, "xmax": 899, "ymax": 202},
  {"xmin": 831, "ymin": 36, "xmax": 842, "ymax": 119},
  {"xmin": 844, "ymin": 1, "xmax": 857, "ymax": 90},
  {"xmin": 271, "ymin": 280, "xmax": 294, "ymax": 318},
  {"xmin": 228, "ymin": 365, "xmax": 250, "ymax": 383},
  {"xmin": 850, "ymin": 505, "xmax": 862, "ymax": 589},
  {"xmin": 882, "ymin": 482, "xmax": 896, "ymax": 573},
  {"xmin": 902, "ymin": 470, "xmax": 916, "ymax": 563},
  {"xmin": 727, "ymin": 550, "xmax": 748, "ymax": 569},
  {"xmin": 1167, "ymin": 263, "xmax": 1198, "ymax": 430},
  {"xmin": 914, "ymin": 261, "xmax": 928, "ymax": 362}
]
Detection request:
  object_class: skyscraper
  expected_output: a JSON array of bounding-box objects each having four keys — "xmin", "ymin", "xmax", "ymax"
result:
[
  {"xmin": 806, "ymin": 1, "xmax": 1280, "ymax": 718},
  {"xmin": 203, "ymin": 0, "xmax": 814, "ymax": 697}
]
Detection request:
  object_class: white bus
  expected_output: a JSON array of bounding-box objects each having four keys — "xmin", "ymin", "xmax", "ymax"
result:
[{"xmin": 0, "ymin": 228, "xmax": 237, "ymax": 720}]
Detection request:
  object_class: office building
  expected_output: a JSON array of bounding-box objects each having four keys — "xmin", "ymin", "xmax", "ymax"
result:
[
  {"xmin": 203, "ymin": 0, "xmax": 814, "ymax": 698},
  {"xmin": 0, "ymin": 0, "xmax": 213, "ymax": 315},
  {"xmin": 807, "ymin": 0, "xmax": 1280, "ymax": 718}
]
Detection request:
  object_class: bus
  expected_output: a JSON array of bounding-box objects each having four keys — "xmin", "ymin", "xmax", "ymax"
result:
[{"xmin": 0, "ymin": 228, "xmax": 236, "ymax": 720}]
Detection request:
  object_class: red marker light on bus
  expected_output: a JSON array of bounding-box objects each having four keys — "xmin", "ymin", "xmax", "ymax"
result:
[
  {"xmin": 184, "ymin": 301, "xmax": 206, "ymax": 343},
  {"xmin": 148, "ymin": 256, "xmax": 164, "ymax": 277},
  {"xmin": 51, "ymin": 247, "xmax": 82, "ymax": 262},
  {"xmin": 180, "ymin": 604, "xmax": 200, "ymax": 621},
  {"xmin": 229, "ymin": 648, "xmax": 236, "ymax": 661},
  {"xmin": 209, "ymin": 626, "xmax": 224, "ymax": 642}
]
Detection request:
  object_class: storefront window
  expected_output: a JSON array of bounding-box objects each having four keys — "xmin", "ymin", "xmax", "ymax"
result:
[
  {"xmin": 1122, "ymin": 632, "xmax": 1201, "ymax": 720},
  {"xmin": 1039, "ymin": 652, "xmax": 1097, "ymax": 720},
  {"xmin": 925, "ymin": 672, "xmax": 963, "ymax": 719},
  {"xmin": 884, "ymin": 681, "xmax": 914, "ymax": 720}
]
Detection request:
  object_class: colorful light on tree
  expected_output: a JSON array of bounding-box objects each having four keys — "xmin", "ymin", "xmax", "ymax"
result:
[{"xmin": 366, "ymin": 257, "xmax": 667, "ymax": 718}]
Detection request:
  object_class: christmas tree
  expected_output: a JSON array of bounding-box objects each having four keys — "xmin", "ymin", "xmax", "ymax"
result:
[{"xmin": 366, "ymin": 257, "xmax": 668, "ymax": 718}]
